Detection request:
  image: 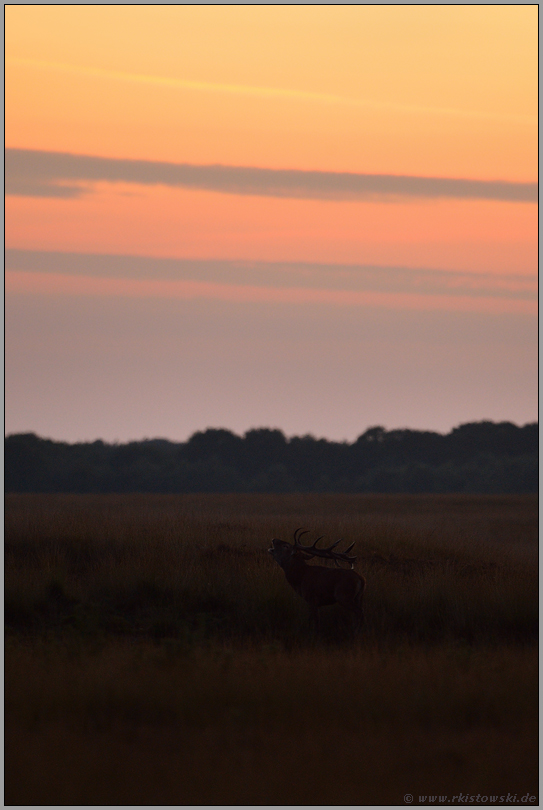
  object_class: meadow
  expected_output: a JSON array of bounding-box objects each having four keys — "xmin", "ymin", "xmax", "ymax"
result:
[{"xmin": 5, "ymin": 493, "xmax": 538, "ymax": 805}]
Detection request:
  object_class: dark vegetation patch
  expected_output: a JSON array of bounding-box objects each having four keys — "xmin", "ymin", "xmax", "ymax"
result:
[{"xmin": 5, "ymin": 420, "xmax": 538, "ymax": 493}]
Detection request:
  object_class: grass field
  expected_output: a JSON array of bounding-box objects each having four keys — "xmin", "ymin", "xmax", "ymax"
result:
[{"xmin": 5, "ymin": 493, "xmax": 538, "ymax": 805}]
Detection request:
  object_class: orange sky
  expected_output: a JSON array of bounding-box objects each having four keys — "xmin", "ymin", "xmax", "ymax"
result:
[
  {"xmin": 6, "ymin": 6, "xmax": 537, "ymax": 174},
  {"xmin": 5, "ymin": 5, "xmax": 538, "ymax": 440},
  {"xmin": 6, "ymin": 187, "xmax": 537, "ymax": 277},
  {"xmin": 6, "ymin": 4, "xmax": 537, "ymax": 290}
]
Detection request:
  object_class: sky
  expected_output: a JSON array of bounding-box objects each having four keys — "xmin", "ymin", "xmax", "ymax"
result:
[{"xmin": 5, "ymin": 5, "xmax": 538, "ymax": 443}]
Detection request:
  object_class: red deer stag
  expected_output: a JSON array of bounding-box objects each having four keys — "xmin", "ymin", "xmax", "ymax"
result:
[{"xmin": 268, "ymin": 528, "xmax": 365, "ymax": 631}]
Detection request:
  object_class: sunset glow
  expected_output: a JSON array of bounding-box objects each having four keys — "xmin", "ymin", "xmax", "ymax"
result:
[{"xmin": 5, "ymin": 5, "xmax": 538, "ymax": 441}]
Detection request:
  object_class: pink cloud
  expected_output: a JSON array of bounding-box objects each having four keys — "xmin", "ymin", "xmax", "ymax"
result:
[{"xmin": 6, "ymin": 270, "xmax": 536, "ymax": 315}]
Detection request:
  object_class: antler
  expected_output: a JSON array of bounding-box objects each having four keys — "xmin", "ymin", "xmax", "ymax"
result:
[{"xmin": 293, "ymin": 529, "xmax": 357, "ymax": 568}]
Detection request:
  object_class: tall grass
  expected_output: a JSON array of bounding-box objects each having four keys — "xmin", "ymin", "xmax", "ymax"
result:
[
  {"xmin": 5, "ymin": 493, "xmax": 538, "ymax": 804},
  {"xmin": 5, "ymin": 493, "xmax": 537, "ymax": 644}
]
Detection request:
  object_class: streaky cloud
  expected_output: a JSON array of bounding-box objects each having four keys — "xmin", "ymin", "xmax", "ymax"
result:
[
  {"xmin": 5, "ymin": 248, "xmax": 537, "ymax": 301},
  {"xmin": 9, "ymin": 57, "xmax": 536, "ymax": 123},
  {"xmin": 5, "ymin": 149, "xmax": 537, "ymax": 203}
]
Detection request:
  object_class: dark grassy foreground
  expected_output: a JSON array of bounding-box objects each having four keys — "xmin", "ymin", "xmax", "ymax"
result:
[{"xmin": 5, "ymin": 493, "xmax": 538, "ymax": 805}]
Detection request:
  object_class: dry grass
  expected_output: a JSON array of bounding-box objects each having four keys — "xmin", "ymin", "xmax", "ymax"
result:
[{"xmin": 4, "ymin": 493, "xmax": 539, "ymax": 804}]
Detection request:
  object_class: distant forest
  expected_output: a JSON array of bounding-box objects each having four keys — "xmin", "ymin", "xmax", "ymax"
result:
[{"xmin": 5, "ymin": 421, "xmax": 538, "ymax": 494}]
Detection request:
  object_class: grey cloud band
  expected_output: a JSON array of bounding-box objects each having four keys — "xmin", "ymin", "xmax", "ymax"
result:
[
  {"xmin": 5, "ymin": 149, "xmax": 537, "ymax": 202},
  {"xmin": 5, "ymin": 249, "xmax": 537, "ymax": 301}
]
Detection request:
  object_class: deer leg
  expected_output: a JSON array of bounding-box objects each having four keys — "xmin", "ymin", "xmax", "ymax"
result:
[
  {"xmin": 310, "ymin": 604, "xmax": 320, "ymax": 634},
  {"xmin": 353, "ymin": 606, "xmax": 365, "ymax": 635}
]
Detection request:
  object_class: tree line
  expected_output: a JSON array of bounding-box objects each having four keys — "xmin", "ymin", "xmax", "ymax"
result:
[{"xmin": 5, "ymin": 421, "xmax": 538, "ymax": 494}]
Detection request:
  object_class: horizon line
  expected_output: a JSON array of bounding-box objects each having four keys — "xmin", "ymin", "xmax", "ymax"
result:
[{"xmin": 5, "ymin": 419, "xmax": 538, "ymax": 447}]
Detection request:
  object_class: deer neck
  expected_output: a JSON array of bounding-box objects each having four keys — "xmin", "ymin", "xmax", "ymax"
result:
[{"xmin": 281, "ymin": 553, "xmax": 309, "ymax": 590}]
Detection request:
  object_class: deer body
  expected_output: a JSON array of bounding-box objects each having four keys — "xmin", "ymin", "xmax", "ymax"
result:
[{"xmin": 268, "ymin": 531, "xmax": 366, "ymax": 630}]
